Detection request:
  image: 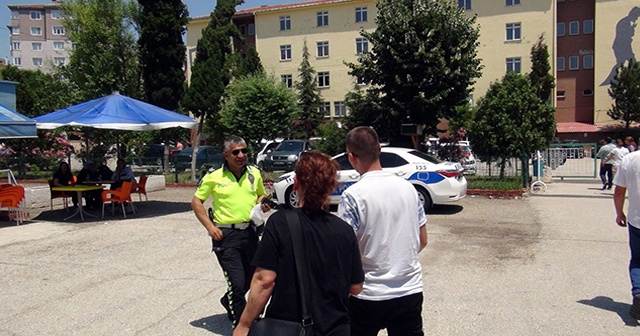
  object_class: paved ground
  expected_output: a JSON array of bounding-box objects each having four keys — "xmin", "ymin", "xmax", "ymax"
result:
[{"xmin": 0, "ymin": 179, "xmax": 637, "ymax": 335}]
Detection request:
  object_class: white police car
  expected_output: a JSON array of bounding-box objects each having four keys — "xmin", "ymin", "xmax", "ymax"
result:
[{"xmin": 272, "ymin": 147, "xmax": 467, "ymax": 212}]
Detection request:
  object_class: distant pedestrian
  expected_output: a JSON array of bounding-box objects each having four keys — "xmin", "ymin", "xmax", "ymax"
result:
[
  {"xmin": 606, "ymin": 139, "xmax": 630, "ymax": 181},
  {"xmin": 597, "ymin": 137, "xmax": 616, "ymax": 190},
  {"xmin": 176, "ymin": 141, "xmax": 184, "ymax": 151},
  {"xmin": 337, "ymin": 126, "xmax": 428, "ymax": 336},
  {"xmin": 612, "ymin": 149, "xmax": 640, "ymax": 319},
  {"xmin": 625, "ymin": 136, "xmax": 637, "ymax": 152}
]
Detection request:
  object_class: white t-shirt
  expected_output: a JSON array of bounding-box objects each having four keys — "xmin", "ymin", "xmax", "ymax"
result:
[
  {"xmin": 613, "ymin": 151, "xmax": 640, "ymax": 229},
  {"xmin": 337, "ymin": 170, "xmax": 427, "ymax": 301},
  {"xmin": 610, "ymin": 147, "xmax": 630, "ymax": 166}
]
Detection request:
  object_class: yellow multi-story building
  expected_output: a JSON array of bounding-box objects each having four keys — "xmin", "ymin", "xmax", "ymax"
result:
[{"xmin": 185, "ymin": 0, "xmax": 640, "ymax": 140}]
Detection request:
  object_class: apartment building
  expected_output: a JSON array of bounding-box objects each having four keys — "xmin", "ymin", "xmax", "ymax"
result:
[
  {"xmin": 7, "ymin": 0, "xmax": 70, "ymax": 72},
  {"xmin": 185, "ymin": 0, "xmax": 640, "ymax": 137}
]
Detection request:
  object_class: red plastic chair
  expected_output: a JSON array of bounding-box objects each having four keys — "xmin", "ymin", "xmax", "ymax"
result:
[
  {"xmin": 101, "ymin": 181, "xmax": 136, "ymax": 218},
  {"xmin": 48, "ymin": 180, "xmax": 71, "ymax": 211},
  {"xmin": 133, "ymin": 175, "xmax": 148, "ymax": 202},
  {"xmin": 0, "ymin": 185, "xmax": 27, "ymax": 225}
]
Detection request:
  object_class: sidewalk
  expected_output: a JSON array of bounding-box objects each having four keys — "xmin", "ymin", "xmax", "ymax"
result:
[{"xmin": 531, "ymin": 178, "xmax": 615, "ymax": 199}]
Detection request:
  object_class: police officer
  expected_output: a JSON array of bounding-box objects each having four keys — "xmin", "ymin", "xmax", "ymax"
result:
[{"xmin": 191, "ymin": 136, "xmax": 271, "ymax": 326}]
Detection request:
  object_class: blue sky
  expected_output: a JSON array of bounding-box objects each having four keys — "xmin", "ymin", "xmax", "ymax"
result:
[{"xmin": 1, "ymin": 0, "xmax": 297, "ymax": 61}]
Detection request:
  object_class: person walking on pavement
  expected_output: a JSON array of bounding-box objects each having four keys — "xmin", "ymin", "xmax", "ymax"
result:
[
  {"xmin": 613, "ymin": 149, "xmax": 640, "ymax": 319},
  {"xmin": 191, "ymin": 135, "xmax": 271, "ymax": 327},
  {"xmin": 606, "ymin": 139, "xmax": 630, "ymax": 182},
  {"xmin": 337, "ymin": 126, "xmax": 428, "ymax": 336},
  {"xmin": 597, "ymin": 137, "xmax": 616, "ymax": 190}
]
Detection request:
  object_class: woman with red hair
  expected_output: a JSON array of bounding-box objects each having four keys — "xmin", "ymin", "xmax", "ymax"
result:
[{"xmin": 234, "ymin": 151, "xmax": 364, "ymax": 336}]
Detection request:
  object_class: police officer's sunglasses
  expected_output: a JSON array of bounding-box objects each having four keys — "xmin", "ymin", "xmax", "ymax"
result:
[{"xmin": 231, "ymin": 148, "xmax": 248, "ymax": 156}]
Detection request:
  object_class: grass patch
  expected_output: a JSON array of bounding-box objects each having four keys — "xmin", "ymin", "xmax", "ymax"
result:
[{"xmin": 466, "ymin": 176, "xmax": 522, "ymax": 190}]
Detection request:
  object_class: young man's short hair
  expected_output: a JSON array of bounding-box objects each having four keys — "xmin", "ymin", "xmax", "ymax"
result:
[{"xmin": 345, "ymin": 126, "xmax": 380, "ymax": 164}]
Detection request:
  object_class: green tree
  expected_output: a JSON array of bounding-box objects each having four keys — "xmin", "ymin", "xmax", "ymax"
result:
[
  {"xmin": 608, "ymin": 58, "xmax": 640, "ymax": 133},
  {"xmin": 295, "ymin": 40, "xmax": 323, "ymax": 140},
  {"xmin": 344, "ymin": 84, "xmax": 386, "ymax": 130},
  {"xmin": 313, "ymin": 121, "xmax": 348, "ymax": 156},
  {"xmin": 137, "ymin": 0, "xmax": 189, "ymax": 171},
  {"xmin": 472, "ymin": 72, "xmax": 555, "ymax": 180},
  {"xmin": 183, "ymin": 0, "xmax": 240, "ymax": 180},
  {"xmin": 529, "ymin": 34, "xmax": 555, "ymax": 104},
  {"xmin": 61, "ymin": 0, "xmax": 141, "ymax": 100},
  {"xmin": 347, "ymin": 0, "xmax": 482, "ymax": 140},
  {"xmin": 239, "ymin": 45, "xmax": 265, "ymax": 77},
  {"xmin": 220, "ymin": 74, "xmax": 298, "ymax": 147}
]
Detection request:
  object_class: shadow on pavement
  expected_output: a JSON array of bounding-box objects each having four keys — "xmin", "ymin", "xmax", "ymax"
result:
[
  {"xmin": 577, "ymin": 296, "xmax": 640, "ymax": 326},
  {"xmin": 30, "ymin": 200, "xmax": 192, "ymax": 223},
  {"xmin": 190, "ymin": 314, "xmax": 233, "ymax": 335},
  {"xmin": 428, "ymin": 204, "xmax": 464, "ymax": 215}
]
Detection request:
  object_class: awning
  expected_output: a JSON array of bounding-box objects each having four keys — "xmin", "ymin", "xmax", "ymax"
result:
[
  {"xmin": 0, "ymin": 103, "xmax": 37, "ymax": 139},
  {"xmin": 556, "ymin": 122, "xmax": 601, "ymax": 134}
]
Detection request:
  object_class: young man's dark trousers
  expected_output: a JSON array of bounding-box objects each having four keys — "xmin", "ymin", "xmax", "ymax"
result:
[
  {"xmin": 349, "ymin": 292, "xmax": 424, "ymax": 336},
  {"xmin": 600, "ymin": 163, "xmax": 613, "ymax": 188},
  {"xmin": 212, "ymin": 227, "xmax": 258, "ymax": 326}
]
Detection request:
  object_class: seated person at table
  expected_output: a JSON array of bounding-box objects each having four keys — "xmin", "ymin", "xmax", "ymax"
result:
[
  {"xmin": 97, "ymin": 164, "xmax": 114, "ymax": 181},
  {"xmin": 53, "ymin": 161, "xmax": 78, "ymax": 207},
  {"xmin": 77, "ymin": 162, "xmax": 102, "ymax": 209},
  {"xmin": 111, "ymin": 159, "xmax": 135, "ymax": 190}
]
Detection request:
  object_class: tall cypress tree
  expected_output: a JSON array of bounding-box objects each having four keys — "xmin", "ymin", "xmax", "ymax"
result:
[
  {"xmin": 294, "ymin": 40, "xmax": 323, "ymax": 139},
  {"xmin": 608, "ymin": 59, "xmax": 640, "ymax": 133},
  {"xmin": 529, "ymin": 34, "xmax": 555, "ymax": 104},
  {"xmin": 183, "ymin": 0, "xmax": 241, "ymax": 180}
]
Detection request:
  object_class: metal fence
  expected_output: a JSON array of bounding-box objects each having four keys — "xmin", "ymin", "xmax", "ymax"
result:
[{"xmin": 472, "ymin": 143, "xmax": 598, "ymax": 179}]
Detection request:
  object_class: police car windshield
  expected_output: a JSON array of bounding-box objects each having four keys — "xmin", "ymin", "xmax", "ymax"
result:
[
  {"xmin": 409, "ymin": 150, "xmax": 443, "ymax": 164},
  {"xmin": 275, "ymin": 141, "xmax": 304, "ymax": 152}
]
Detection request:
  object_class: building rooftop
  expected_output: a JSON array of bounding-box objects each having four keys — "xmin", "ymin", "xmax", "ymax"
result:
[{"xmin": 191, "ymin": 0, "xmax": 353, "ymax": 20}]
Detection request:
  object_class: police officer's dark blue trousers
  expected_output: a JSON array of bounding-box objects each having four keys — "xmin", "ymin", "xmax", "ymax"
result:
[{"xmin": 212, "ymin": 226, "xmax": 258, "ymax": 325}]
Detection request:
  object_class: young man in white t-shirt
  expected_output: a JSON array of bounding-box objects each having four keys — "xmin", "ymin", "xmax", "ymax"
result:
[
  {"xmin": 337, "ymin": 126, "xmax": 428, "ymax": 336},
  {"xmin": 607, "ymin": 138, "xmax": 630, "ymax": 179},
  {"xmin": 613, "ymin": 150, "xmax": 640, "ymax": 319}
]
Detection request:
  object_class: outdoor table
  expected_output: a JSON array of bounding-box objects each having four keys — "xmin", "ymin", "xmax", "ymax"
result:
[
  {"xmin": 80, "ymin": 180, "xmax": 116, "ymax": 186},
  {"xmin": 51, "ymin": 185, "xmax": 105, "ymax": 221}
]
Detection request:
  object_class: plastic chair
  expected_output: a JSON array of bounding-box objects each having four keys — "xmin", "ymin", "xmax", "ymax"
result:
[
  {"xmin": 101, "ymin": 181, "xmax": 136, "ymax": 219},
  {"xmin": 48, "ymin": 179, "xmax": 71, "ymax": 211},
  {"xmin": 0, "ymin": 185, "xmax": 27, "ymax": 225},
  {"xmin": 133, "ymin": 175, "xmax": 148, "ymax": 202}
]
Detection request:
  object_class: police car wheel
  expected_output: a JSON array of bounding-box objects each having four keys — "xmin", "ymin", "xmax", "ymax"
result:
[
  {"xmin": 415, "ymin": 186, "xmax": 432, "ymax": 214},
  {"xmin": 285, "ymin": 186, "xmax": 299, "ymax": 209}
]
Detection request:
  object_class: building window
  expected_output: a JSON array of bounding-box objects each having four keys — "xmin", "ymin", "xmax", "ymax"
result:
[
  {"xmin": 239, "ymin": 25, "xmax": 246, "ymax": 36},
  {"xmin": 30, "ymin": 27, "xmax": 42, "ymax": 36},
  {"xmin": 320, "ymin": 102, "xmax": 331, "ymax": 117},
  {"xmin": 583, "ymin": 54, "xmax": 594, "ymax": 69},
  {"xmin": 10, "ymin": 27, "xmax": 20, "ymax": 35},
  {"xmin": 317, "ymin": 11, "xmax": 329, "ymax": 27},
  {"xmin": 53, "ymin": 26, "xmax": 65, "ymax": 35},
  {"xmin": 557, "ymin": 90, "xmax": 566, "ymax": 98},
  {"xmin": 10, "ymin": 42, "xmax": 20, "ymax": 51},
  {"xmin": 356, "ymin": 38, "xmax": 369, "ymax": 54},
  {"xmin": 569, "ymin": 21, "xmax": 579, "ymax": 35},
  {"xmin": 54, "ymin": 57, "xmax": 65, "ymax": 65},
  {"xmin": 53, "ymin": 41, "xmax": 65, "ymax": 50},
  {"xmin": 557, "ymin": 57, "xmax": 565, "ymax": 71},
  {"xmin": 280, "ymin": 16, "xmax": 291, "ymax": 31},
  {"xmin": 30, "ymin": 11, "xmax": 42, "ymax": 20},
  {"xmin": 557, "ymin": 22, "xmax": 565, "ymax": 37},
  {"xmin": 51, "ymin": 10, "xmax": 63, "ymax": 19},
  {"xmin": 32, "ymin": 43, "xmax": 42, "ymax": 51},
  {"xmin": 317, "ymin": 41, "xmax": 329, "ymax": 58},
  {"xmin": 334, "ymin": 101, "xmax": 346, "ymax": 117},
  {"xmin": 583, "ymin": 19, "xmax": 594, "ymax": 34},
  {"xmin": 11, "ymin": 10, "xmax": 19, "ymax": 19},
  {"xmin": 281, "ymin": 74, "xmax": 293, "ymax": 88},
  {"xmin": 12, "ymin": 57, "xmax": 21, "ymax": 66},
  {"xmin": 33, "ymin": 58, "xmax": 43, "ymax": 67},
  {"xmin": 280, "ymin": 45, "xmax": 291, "ymax": 61},
  {"xmin": 583, "ymin": 89, "xmax": 593, "ymax": 96},
  {"xmin": 569, "ymin": 56, "xmax": 579, "ymax": 70},
  {"xmin": 506, "ymin": 23, "xmax": 521, "ymax": 41},
  {"xmin": 506, "ymin": 0, "xmax": 520, "ymax": 5},
  {"xmin": 458, "ymin": 0, "xmax": 471, "ymax": 10},
  {"xmin": 355, "ymin": 7, "xmax": 368, "ymax": 22},
  {"xmin": 318, "ymin": 72, "xmax": 330, "ymax": 88},
  {"xmin": 506, "ymin": 57, "xmax": 521, "ymax": 73},
  {"xmin": 248, "ymin": 23, "xmax": 255, "ymax": 35}
]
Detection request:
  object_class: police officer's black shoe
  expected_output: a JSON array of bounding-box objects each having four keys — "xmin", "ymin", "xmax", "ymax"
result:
[{"xmin": 220, "ymin": 295, "xmax": 233, "ymax": 322}]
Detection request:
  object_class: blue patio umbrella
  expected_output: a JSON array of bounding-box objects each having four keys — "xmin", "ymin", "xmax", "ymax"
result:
[
  {"xmin": 34, "ymin": 92, "xmax": 197, "ymax": 131},
  {"xmin": 0, "ymin": 103, "xmax": 37, "ymax": 139}
]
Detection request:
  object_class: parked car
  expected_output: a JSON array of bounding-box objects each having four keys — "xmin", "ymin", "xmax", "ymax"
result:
[
  {"xmin": 263, "ymin": 139, "xmax": 312, "ymax": 172},
  {"xmin": 256, "ymin": 139, "xmax": 282, "ymax": 170},
  {"xmin": 272, "ymin": 147, "xmax": 467, "ymax": 212},
  {"xmin": 132, "ymin": 144, "xmax": 179, "ymax": 168},
  {"xmin": 174, "ymin": 145, "xmax": 224, "ymax": 171}
]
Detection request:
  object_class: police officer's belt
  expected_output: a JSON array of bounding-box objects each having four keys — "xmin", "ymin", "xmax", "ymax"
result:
[{"xmin": 215, "ymin": 221, "xmax": 251, "ymax": 230}]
